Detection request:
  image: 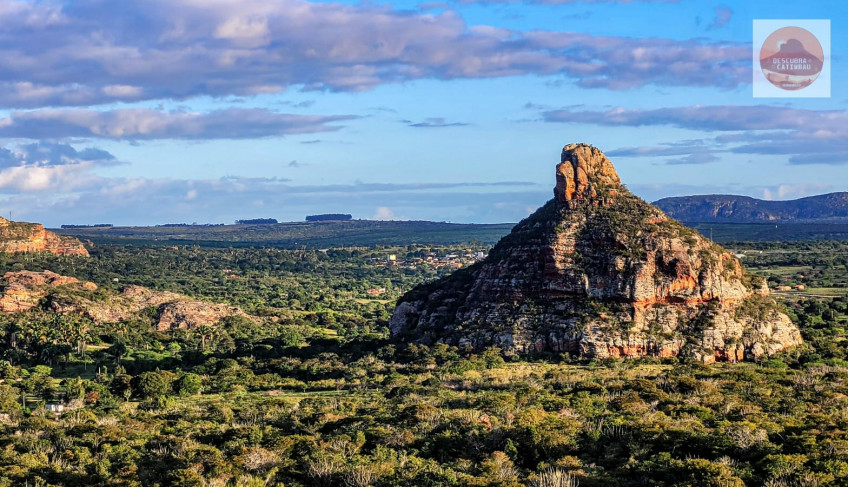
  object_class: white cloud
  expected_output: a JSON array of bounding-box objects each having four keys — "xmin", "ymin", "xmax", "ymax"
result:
[
  {"xmin": 0, "ymin": 140, "xmax": 545, "ymax": 225},
  {"xmin": 0, "ymin": 108, "xmax": 356, "ymax": 139},
  {"xmin": 0, "ymin": 0, "xmax": 750, "ymax": 108},
  {"xmin": 373, "ymin": 206, "xmax": 396, "ymax": 220},
  {"xmin": 546, "ymin": 105, "xmax": 848, "ymax": 165},
  {"xmin": 214, "ymin": 15, "xmax": 270, "ymax": 47},
  {"xmin": 762, "ymin": 184, "xmax": 833, "ymax": 201}
]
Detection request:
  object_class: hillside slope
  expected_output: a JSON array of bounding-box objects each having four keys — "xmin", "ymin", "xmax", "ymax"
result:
[
  {"xmin": 655, "ymin": 192, "xmax": 848, "ymax": 223},
  {"xmin": 0, "ymin": 270, "xmax": 252, "ymax": 331}
]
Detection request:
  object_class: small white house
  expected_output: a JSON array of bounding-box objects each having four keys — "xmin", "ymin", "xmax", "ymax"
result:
[{"xmin": 45, "ymin": 403, "xmax": 65, "ymax": 414}]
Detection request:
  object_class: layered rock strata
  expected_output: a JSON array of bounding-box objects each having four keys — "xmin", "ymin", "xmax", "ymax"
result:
[
  {"xmin": 390, "ymin": 143, "xmax": 802, "ymax": 362},
  {"xmin": 0, "ymin": 218, "xmax": 88, "ymax": 256}
]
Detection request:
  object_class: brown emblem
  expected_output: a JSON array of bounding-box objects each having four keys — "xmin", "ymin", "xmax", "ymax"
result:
[{"xmin": 759, "ymin": 26, "xmax": 824, "ymax": 91}]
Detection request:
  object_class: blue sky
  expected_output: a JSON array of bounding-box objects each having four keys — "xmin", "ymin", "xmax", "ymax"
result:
[{"xmin": 0, "ymin": 0, "xmax": 844, "ymax": 226}]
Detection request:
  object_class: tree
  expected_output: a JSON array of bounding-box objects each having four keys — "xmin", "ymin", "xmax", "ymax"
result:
[
  {"xmin": 174, "ymin": 373, "xmax": 202, "ymax": 396},
  {"xmin": 195, "ymin": 325, "xmax": 215, "ymax": 351},
  {"xmin": 0, "ymin": 385, "xmax": 22, "ymax": 418},
  {"xmin": 132, "ymin": 371, "xmax": 173, "ymax": 399},
  {"xmin": 108, "ymin": 340, "xmax": 128, "ymax": 365},
  {"xmin": 61, "ymin": 377, "xmax": 85, "ymax": 401},
  {"xmin": 110, "ymin": 374, "xmax": 133, "ymax": 401},
  {"xmin": 279, "ymin": 327, "xmax": 305, "ymax": 348}
]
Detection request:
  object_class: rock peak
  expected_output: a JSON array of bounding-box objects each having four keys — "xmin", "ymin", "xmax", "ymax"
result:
[
  {"xmin": 391, "ymin": 143, "xmax": 802, "ymax": 363},
  {"xmin": 555, "ymin": 143, "xmax": 621, "ymax": 203}
]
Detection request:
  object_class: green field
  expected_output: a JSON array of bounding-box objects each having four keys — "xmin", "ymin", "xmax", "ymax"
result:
[
  {"xmin": 686, "ymin": 222, "xmax": 848, "ymax": 242},
  {"xmin": 55, "ymin": 220, "xmax": 516, "ymax": 248},
  {"xmin": 803, "ymin": 287, "xmax": 847, "ymax": 296},
  {"xmin": 56, "ymin": 220, "xmax": 848, "ymax": 249}
]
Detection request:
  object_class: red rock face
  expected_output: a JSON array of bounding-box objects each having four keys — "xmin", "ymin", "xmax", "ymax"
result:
[
  {"xmin": 554, "ymin": 143, "xmax": 621, "ymax": 204},
  {"xmin": 392, "ymin": 143, "xmax": 802, "ymax": 363},
  {"xmin": 0, "ymin": 218, "xmax": 88, "ymax": 257}
]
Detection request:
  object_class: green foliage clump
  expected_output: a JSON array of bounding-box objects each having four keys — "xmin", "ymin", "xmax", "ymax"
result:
[
  {"xmin": 735, "ymin": 294, "xmax": 785, "ymax": 322},
  {"xmin": 174, "ymin": 373, "xmax": 203, "ymax": 396},
  {"xmin": 132, "ymin": 370, "xmax": 174, "ymax": 399}
]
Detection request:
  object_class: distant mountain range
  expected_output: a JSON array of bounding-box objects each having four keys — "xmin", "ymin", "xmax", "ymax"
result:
[{"xmin": 654, "ymin": 192, "xmax": 848, "ymax": 223}]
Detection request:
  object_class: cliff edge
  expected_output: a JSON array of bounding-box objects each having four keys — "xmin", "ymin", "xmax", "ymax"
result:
[{"xmin": 0, "ymin": 218, "xmax": 88, "ymax": 256}]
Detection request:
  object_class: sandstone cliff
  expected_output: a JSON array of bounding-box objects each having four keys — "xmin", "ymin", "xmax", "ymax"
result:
[
  {"xmin": 0, "ymin": 218, "xmax": 88, "ymax": 256},
  {"xmin": 391, "ymin": 143, "xmax": 802, "ymax": 363},
  {"xmin": 0, "ymin": 270, "xmax": 251, "ymax": 330}
]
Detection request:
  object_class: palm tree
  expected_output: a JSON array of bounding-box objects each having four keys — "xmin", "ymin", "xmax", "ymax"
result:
[
  {"xmin": 39, "ymin": 345, "xmax": 60, "ymax": 366},
  {"xmin": 196, "ymin": 325, "xmax": 215, "ymax": 351},
  {"xmin": 108, "ymin": 340, "xmax": 127, "ymax": 365}
]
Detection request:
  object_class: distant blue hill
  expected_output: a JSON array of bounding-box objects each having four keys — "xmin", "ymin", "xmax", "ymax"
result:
[{"xmin": 654, "ymin": 192, "xmax": 848, "ymax": 223}]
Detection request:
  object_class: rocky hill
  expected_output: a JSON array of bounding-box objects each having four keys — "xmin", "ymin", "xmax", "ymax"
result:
[
  {"xmin": 655, "ymin": 192, "xmax": 848, "ymax": 223},
  {"xmin": 0, "ymin": 217, "xmax": 88, "ymax": 256},
  {"xmin": 0, "ymin": 270, "xmax": 252, "ymax": 331},
  {"xmin": 391, "ymin": 143, "xmax": 802, "ymax": 363}
]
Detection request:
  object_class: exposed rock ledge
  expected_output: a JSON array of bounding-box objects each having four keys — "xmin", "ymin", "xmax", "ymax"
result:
[{"xmin": 0, "ymin": 270, "xmax": 252, "ymax": 331}]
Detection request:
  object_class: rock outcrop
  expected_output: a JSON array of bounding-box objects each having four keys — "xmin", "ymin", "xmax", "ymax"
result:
[
  {"xmin": 390, "ymin": 143, "xmax": 802, "ymax": 362},
  {"xmin": 0, "ymin": 270, "xmax": 96, "ymax": 313},
  {"xmin": 0, "ymin": 218, "xmax": 88, "ymax": 256},
  {"xmin": 555, "ymin": 144, "xmax": 621, "ymax": 204},
  {"xmin": 0, "ymin": 270, "xmax": 251, "ymax": 330}
]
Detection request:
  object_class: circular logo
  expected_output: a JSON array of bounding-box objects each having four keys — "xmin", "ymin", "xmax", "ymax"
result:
[{"xmin": 759, "ymin": 26, "xmax": 824, "ymax": 91}]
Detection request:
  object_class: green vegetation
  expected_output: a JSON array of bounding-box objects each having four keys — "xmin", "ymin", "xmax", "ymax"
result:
[
  {"xmin": 687, "ymin": 222, "xmax": 848, "ymax": 242},
  {"xmin": 733, "ymin": 240, "xmax": 848, "ymax": 297},
  {"xmin": 0, "ymin": 233, "xmax": 845, "ymax": 485},
  {"xmin": 56, "ymin": 220, "xmax": 515, "ymax": 248}
]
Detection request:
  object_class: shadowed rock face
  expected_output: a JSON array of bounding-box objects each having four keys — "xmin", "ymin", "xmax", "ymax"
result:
[{"xmin": 390, "ymin": 143, "xmax": 802, "ymax": 362}]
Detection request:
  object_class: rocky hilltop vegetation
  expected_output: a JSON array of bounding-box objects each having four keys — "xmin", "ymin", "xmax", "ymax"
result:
[
  {"xmin": 0, "ymin": 270, "xmax": 251, "ymax": 331},
  {"xmin": 0, "ymin": 217, "xmax": 88, "ymax": 256},
  {"xmin": 391, "ymin": 143, "xmax": 802, "ymax": 362},
  {"xmin": 655, "ymin": 192, "xmax": 848, "ymax": 223}
]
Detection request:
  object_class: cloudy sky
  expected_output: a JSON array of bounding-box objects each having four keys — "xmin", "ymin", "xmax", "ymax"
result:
[{"xmin": 0, "ymin": 0, "xmax": 844, "ymax": 226}]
